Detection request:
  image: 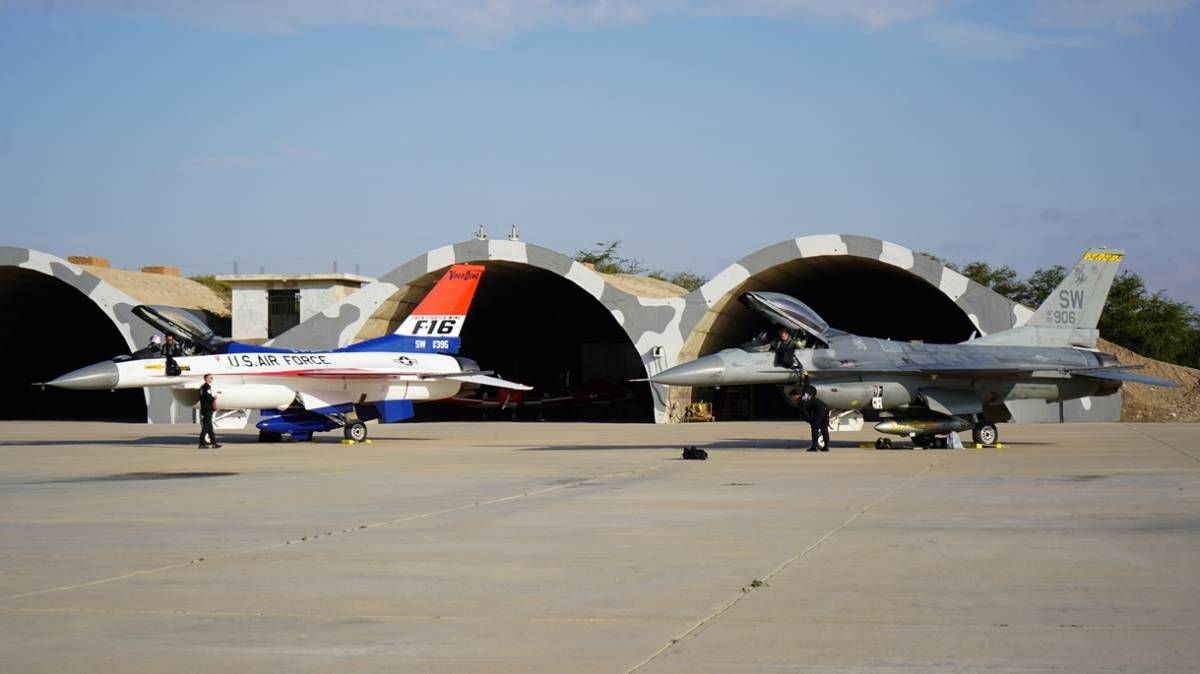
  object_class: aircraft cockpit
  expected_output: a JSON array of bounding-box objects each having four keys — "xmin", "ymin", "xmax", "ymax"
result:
[
  {"xmin": 120, "ymin": 305, "xmax": 229, "ymax": 361},
  {"xmin": 736, "ymin": 291, "xmax": 837, "ymax": 351}
]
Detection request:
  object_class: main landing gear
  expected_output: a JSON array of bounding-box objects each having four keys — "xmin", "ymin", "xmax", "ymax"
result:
[
  {"xmin": 972, "ymin": 420, "xmax": 999, "ymax": 446},
  {"xmin": 344, "ymin": 420, "xmax": 368, "ymax": 443}
]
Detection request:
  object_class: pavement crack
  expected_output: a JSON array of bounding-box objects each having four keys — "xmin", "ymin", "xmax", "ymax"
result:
[
  {"xmin": 624, "ymin": 454, "xmax": 949, "ymax": 674},
  {"xmin": 1131, "ymin": 426, "xmax": 1200, "ymax": 465},
  {"xmin": 0, "ymin": 464, "xmax": 666, "ymax": 604}
]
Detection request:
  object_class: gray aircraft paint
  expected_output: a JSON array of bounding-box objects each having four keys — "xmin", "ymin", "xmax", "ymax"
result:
[
  {"xmin": 650, "ymin": 249, "xmax": 1156, "ymax": 436},
  {"xmin": 270, "ymin": 235, "xmax": 1086, "ymax": 423},
  {"xmin": 5, "ymin": 236, "xmax": 1123, "ymax": 424}
]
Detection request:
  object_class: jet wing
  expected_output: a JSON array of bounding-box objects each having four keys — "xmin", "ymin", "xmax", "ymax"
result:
[
  {"xmin": 253, "ymin": 369, "xmax": 533, "ymax": 390},
  {"xmin": 433, "ymin": 373, "xmax": 534, "ymax": 391},
  {"xmin": 807, "ymin": 361, "xmax": 1181, "ymax": 388},
  {"xmin": 1070, "ymin": 369, "xmax": 1181, "ymax": 387}
]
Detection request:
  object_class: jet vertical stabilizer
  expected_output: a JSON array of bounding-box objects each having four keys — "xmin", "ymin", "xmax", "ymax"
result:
[
  {"xmin": 971, "ymin": 248, "xmax": 1123, "ymax": 348},
  {"xmin": 342, "ymin": 263, "xmax": 485, "ymax": 354}
]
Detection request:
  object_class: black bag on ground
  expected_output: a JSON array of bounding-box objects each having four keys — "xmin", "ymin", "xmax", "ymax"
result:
[{"xmin": 682, "ymin": 446, "xmax": 708, "ymax": 460}]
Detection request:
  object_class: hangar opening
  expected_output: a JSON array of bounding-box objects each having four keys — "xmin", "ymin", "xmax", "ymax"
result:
[
  {"xmin": 0, "ymin": 268, "xmax": 145, "ymax": 421},
  {"xmin": 358, "ymin": 262, "xmax": 653, "ymax": 422},
  {"xmin": 685, "ymin": 256, "xmax": 978, "ymax": 420}
]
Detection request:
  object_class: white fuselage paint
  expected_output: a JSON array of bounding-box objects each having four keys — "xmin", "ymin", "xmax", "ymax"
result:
[{"xmin": 118, "ymin": 351, "xmax": 464, "ymax": 410}]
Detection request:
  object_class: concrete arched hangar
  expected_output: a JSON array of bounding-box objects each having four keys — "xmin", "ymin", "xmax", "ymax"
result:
[
  {"xmin": 0, "ymin": 247, "xmax": 185, "ymax": 422},
  {"xmin": 271, "ymin": 235, "xmax": 1119, "ymax": 424}
]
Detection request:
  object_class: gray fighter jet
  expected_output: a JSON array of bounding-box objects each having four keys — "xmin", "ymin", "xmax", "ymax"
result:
[{"xmin": 650, "ymin": 248, "xmax": 1179, "ymax": 447}]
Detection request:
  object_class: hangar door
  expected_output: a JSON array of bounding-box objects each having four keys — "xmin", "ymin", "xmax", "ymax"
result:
[{"xmin": 0, "ymin": 268, "xmax": 145, "ymax": 421}]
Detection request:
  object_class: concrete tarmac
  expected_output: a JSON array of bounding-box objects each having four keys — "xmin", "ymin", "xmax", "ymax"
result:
[{"xmin": 0, "ymin": 420, "xmax": 1198, "ymax": 673}]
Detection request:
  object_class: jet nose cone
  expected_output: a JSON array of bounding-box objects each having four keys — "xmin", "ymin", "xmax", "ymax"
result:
[
  {"xmin": 650, "ymin": 355, "xmax": 725, "ymax": 386},
  {"xmin": 48, "ymin": 361, "xmax": 119, "ymax": 390}
]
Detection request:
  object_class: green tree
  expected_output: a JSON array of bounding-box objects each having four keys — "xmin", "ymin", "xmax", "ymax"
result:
[
  {"xmin": 573, "ymin": 241, "xmax": 646, "ymax": 275},
  {"xmin": 928, "ymin": 252, "xmax": 1200, "ymax": 368},
  {"xmin": 1018, "ymin": 265, "xmax": 1066, "ymax": 307},
  {"xmin": 188, "ymin": 275, "xmax": 232, "ymax": 306},
  {"xmin": 1097, "ymin": 272, "xmax": 1200, "ymax": 367},
  {"xmin": 955, "ymin": 261, "xmax": 1028, "ymax": 301},
  {"xmin": 648, "ymin": 270, "xmax": 707, "ymax": 292}
]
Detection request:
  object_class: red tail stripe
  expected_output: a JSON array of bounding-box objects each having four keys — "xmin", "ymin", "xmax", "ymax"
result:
[{"xmin": 410, "ymin": 264, "xmax": 484, "ymax": 317}]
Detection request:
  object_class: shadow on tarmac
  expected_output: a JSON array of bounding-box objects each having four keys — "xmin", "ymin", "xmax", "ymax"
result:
[
  {"xmin": 32, "ymin": 471, "xmax": 239, "ymax": 483},
  {"xmin": 0, "ymin": 435, "xmax": 436, "ymax": 448},
  {"xmin": 521, "ymin": 438, "xmax": 866, "ymax": 452}
]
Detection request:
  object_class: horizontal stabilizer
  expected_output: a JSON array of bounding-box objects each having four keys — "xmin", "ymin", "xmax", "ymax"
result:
[
  {"xmin": 435, "ymin": 373, "xmax": 533, "ymax": 391},
  {"xmin": 1072, "ymin": 369, "xmax": 1181, "ymax": 388}
]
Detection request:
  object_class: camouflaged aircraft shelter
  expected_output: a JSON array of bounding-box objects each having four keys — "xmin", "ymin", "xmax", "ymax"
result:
[
  {"xmin": 271, "ymin": 235, "xmax": 1120, "ymax": 425},
  {"xmin": 0, "ymin": 247, "xmax": 186, "ymax": 423}
]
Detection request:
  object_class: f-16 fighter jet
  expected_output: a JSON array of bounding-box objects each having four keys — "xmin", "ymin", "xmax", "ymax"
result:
[
  {"xmin": 48, "ymin": 264, "xmax": 530, "ymax": 442},
  {"xmin": 650, "ymin": 248, "xmax": 1179, "ymax": 448}
]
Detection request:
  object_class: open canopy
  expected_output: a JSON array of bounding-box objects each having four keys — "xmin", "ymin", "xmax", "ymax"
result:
[
  {"xmin": 739, "ymin": 291, "xmax": 837, "ymax": 343},
  {"xmin": 133, "ymin": 304, "xmax": 225, "ymax": 354}
]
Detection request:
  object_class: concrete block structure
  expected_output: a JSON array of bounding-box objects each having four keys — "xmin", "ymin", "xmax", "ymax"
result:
[{"xmin": 215, "ymin": 273, "xmax": 374, "ymax": 342}]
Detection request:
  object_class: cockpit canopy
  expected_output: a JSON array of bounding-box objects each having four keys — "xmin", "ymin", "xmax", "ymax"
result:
[
  {"xmin": 739, "ymin": 291, "xmax": 838, "ymax": 347},
  {"xmin": 132, "ymin": 304, "xmax": 227, "ymax": 355}
]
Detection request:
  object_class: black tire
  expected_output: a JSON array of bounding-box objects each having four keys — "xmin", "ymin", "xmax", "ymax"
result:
[
  {"xmin": 344, "ymin": 421, "xmax": 368, "ymax": 442},
  {"xmin": 258, "ymin": 430, "xmax": 283, "ymax": 443},
  {"xmin": 913, "ymin": 435, "xmax": 933, "ymax": 449},
  {"xmin": 972, "ymin": 421, "xmax": 998, "ymax": 446}
]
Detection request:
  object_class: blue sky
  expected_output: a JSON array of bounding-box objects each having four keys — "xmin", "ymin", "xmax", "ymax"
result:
[{"xmin": 1, "ymin": 1, "xmax": 1198, "ymax": 306}]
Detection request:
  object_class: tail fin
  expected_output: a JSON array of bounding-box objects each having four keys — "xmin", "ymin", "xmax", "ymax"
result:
[
  {"xmin": 971, "ymin": 248, "xmax": 1122, "ymax": 348},
  {"xmin": 395, "ymin": 264, "xmax": 484, "ymax": 341},
  {"xmin": 343, "ymin": 264, "xmax": 484, "ymax": 354},
  {"xmin": 1026, "ymin": 248, "xmax": 1122, "ymax": 333}
]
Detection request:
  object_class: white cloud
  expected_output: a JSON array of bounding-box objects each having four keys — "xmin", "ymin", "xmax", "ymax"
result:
[
  {"xmin": 11, "ymin": 0, "xmax": 950, "ymax": 39},
  {"xmin": 692, "ymin": 1, "xmax": 948, "ymax": 30},
  {"xmin": 1034, "ymin": 0, "xmax": 1200, "ymax": 34},
  {"xmin": 924, "ymin": 21, "xmax": 1093, "ymax": 60}
]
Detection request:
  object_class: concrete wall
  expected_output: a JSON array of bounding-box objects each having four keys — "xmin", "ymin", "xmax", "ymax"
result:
[
  {"xmin": 230, "ymin": 283, "xmax": 270, "ymax": 341},
  {"xmin": 228, "ymin": 278, "xmax": 370, "ymax": 341}
]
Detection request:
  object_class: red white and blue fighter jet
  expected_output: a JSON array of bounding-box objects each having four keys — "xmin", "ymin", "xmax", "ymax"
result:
[{"xmin": 48, "ymin": 264, "xmax": 530, "ymax": 442}]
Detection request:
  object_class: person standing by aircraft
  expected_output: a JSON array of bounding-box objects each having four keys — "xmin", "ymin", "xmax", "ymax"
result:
[
  {"xmin": 198, "ymin": 374, "xmax": 220, "ymax": 449},
  {"xmin": 791, "ymin": 388, "xmax": 830, "ymax": 452}
]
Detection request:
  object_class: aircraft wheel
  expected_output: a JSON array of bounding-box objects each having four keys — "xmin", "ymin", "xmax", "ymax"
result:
[
  {"xmin": 258, "ymin": 430, "xmax": 283, "ymax": 443},
  {"xmin": 972, "ymin": 421, "xmax": 998, "ymax": 446},
  {"xmin": 913, "ymin": 435, "xmax": 933, "ymax": 449},
  {"xmin": 344, "ymin": 421, "xmax": 368, "ymax": 443}
]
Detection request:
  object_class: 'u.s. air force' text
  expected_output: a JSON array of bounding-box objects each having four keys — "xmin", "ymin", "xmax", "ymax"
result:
[{"xmin": 223, "ymin": 354, "xmax": 332, "ymax": 368}]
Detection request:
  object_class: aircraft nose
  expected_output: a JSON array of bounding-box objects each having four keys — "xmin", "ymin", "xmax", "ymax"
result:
[
  {"xmin": 47, "ymin": 361, "xmax": 119, "ymax": 390},
  {"xmin": 650, "ymin": 355, "xmax": 725, "ymax": 386}
]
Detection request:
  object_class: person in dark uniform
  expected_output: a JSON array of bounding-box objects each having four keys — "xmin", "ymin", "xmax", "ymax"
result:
[
  {"xmin": 790, "ymin": 388, "xmax": 830, "ymax": 452},
  {"xmin": 162, "ymin": 334, "xmax": 183, "ymax": 377},
  {"xmin": 198, "ymin": 373, "xmax": 220, "ymax": 449},
  {"xmin": 769, "ymin": 325, "xmax": 804, "ymax": 369}
]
